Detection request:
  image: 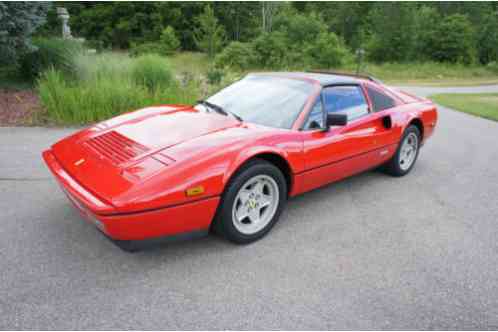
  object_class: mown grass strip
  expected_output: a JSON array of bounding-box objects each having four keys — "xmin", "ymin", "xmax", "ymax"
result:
[{"xmin": 429, "ymin": 93, "xmax": 498, "ymax": 121}]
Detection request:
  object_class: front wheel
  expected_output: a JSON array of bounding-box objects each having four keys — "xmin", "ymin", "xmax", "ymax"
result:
[
  {"xmin": 383, "ymin": 125, "xmax": 421, "ymax": 176},
  {"xmin": 213, "ymin": 159, "xmax": 287, "ymax": 244}
]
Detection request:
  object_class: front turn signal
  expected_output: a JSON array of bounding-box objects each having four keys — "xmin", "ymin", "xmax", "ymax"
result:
[{"xmin": 186, "ymin": 186, "xmax": 205, "ymax": 197}]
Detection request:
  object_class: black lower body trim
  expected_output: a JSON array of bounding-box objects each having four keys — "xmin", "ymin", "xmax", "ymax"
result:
[{"xmin": 109, "ymin": 229, "xmax": 209, "ymax": 252}]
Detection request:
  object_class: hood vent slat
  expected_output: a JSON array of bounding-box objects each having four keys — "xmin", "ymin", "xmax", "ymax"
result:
[{"xmin": 85, "ymin": 131, "xmax": 149, "ymax": 165}]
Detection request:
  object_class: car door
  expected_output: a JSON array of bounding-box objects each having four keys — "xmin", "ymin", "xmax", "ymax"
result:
[{"xmin": 299, "ymin": 84, "xmax": 397, "ymax": 192}]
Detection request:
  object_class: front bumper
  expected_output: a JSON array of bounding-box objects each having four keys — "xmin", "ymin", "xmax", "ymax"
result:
[{"xmin": 42, "ymin": 150, "xmax": 220, "ymax": 241}]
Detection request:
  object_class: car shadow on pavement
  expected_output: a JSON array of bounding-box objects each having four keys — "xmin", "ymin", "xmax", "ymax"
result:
[{"xmin": 46, "ymin": 164, "xmax": 422, "ymax": 263}]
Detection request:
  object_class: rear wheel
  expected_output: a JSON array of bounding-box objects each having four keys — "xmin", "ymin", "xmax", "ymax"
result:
[
  {"xmin": 213, "ymin": 159, "xmax": 287, "ymax": 244},
  {"xmin": 383, "ymin": 125, "xmax": 421, "ymax": 176}
]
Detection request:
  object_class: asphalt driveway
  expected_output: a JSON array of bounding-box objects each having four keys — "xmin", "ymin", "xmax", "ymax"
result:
[{"xmin": 1, "ymin": 86, "xmax": 498, "ymax": 329}]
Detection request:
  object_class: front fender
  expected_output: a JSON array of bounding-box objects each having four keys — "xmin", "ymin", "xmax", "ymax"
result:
[{"xmin": 222, "ymin": 145, "xmax": 294, "ymax": 186}]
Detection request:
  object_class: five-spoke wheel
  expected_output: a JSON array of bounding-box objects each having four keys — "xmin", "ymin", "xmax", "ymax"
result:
[
  {"xmin": 232, "ymin": 175, "xmax": 279, "ymax": 235},
  {"xmin": 383, "ymin": 125, "xmax": 421, "ymax": 176},
  {"xmin": 213, "ymin": 159, "xmax": 287, "ymax": 243}
]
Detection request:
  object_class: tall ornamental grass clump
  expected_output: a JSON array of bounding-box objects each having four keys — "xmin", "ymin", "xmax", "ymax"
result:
[
  {"xmin": 19, "ymin": 37, "xmax": 84, "ymax": 81},
  {"xmin": 131, "ymin": 54, "xmax": 174, "ymax": 91},
  {"xmin": 38, "ymin": 53, "xmax": 199, "ymax": 125}
]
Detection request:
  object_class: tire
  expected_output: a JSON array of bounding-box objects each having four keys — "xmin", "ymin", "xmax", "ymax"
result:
[
  {"xmin": 383, "ymin": 125, "xmax": 421, "ymax": 177},
  {"xmin": 212, "ymin": 159, "xmax": 287, "ymax": 244}
]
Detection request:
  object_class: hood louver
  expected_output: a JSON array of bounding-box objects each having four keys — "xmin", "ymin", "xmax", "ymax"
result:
[{"xmin": 84, "ymin": 131, "xmax": 149, "ymax": 165}]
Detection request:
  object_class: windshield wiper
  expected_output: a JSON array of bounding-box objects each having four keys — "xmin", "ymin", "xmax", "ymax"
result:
[{"xmin": 197, "ymin": 100, "xmax": 243, "ymax": 122}]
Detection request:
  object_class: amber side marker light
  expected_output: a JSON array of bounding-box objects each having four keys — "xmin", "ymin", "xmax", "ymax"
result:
[{"xmin": 186, "ymin": 186, "xmax": 205, "ymax": 197}]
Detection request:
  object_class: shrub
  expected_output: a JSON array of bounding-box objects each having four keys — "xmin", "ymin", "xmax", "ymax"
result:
[
  {"xmin": 215, "ymin": 42, "xmax": 255, "ymax": 70},
  {"xmin": 0, "ymin": 2, "xmax": 50, "ymax": 66},
  {"xmin": 131, "ymin": 54, "xmax": 174, "ymax": 91},
  {"xmin": 129, "ymin": 42, "xmax": 165, "ymax": 57},
  {"xmin": 305, "ymin": 32, "xmax": 349, "ymax": 69},
  {"xmin": 487, "ymin": 61, "xmax": 498, "ymax": 74},
  {"xmin": 19, "ymin": 37, "xmax": 84, "ymax": 81},
  {"xmin": 252, "ymin": 32, "xmax": 288, "ymax": 69},
  {"xmin": 160, "ymin": 26, "xmax": 180, "ymax": 54},
  {"xmin": 206, "ymin": 67, "xmax": 224, "ymax": 85},
  {"xmin": 273, "ymin": 11, "xmax": 327, "ymax": 46},
  {"xmin": 431, "ymin": 14, "xmax": 475, "ymax": 63}
]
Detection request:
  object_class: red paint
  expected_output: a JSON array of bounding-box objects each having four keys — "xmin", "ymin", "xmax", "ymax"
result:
[{"xmin": 42, "ymin": 74, "xmax": 437, "ymax": 241}]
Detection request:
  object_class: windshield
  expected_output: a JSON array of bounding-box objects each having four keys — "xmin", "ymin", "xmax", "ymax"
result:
[{"xmin": 202, "ymin": 75, "xmax": 314, "ymax": 129}]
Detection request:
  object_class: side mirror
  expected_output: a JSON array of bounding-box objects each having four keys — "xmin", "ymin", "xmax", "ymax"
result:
[{"xmin": 326, "ymin": 113, "xmax": 348, "ymax": 127}]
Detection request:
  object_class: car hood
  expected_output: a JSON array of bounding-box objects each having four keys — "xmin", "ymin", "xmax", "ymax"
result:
[
  {"xmin": 51, "ymin": 105, "xmax": 244, "ymax": 211},
  {"xmin": 97, "ymin": 105, "xmax": 241, "ymax": 153}
]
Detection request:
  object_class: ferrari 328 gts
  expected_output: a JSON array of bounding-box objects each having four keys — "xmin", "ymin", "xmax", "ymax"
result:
[{"xmin": 43, "ymin": 72, "xmax": 438, "ymax": 251}]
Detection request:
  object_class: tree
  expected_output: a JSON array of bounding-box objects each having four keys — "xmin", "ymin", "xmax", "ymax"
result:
[
  {"xmin": 413, "ymin": 6, "xmax": 441, "ymax": 61},
  {"xmin": 193, "ymin": 5, "xmax": 225, "ymax": 58},
  {"xmin": 160, "ymin": 26, "xmax": 180, "ymax": 54},
  {"xmin": 431, "ymin": 14, "xmax": 475, "ymax": 63},
  {"xmin": 261, "ymin": 2, "xmax": 280, "ymax": 33},
  {"xmin": 0, "ymin": 2, "xmax": 50, "ymax": 66},
  {"xmin": 366, "ymin": 2, "xmax": 417, "ymax": 62},
  {"xmin": 305, "ymin": 32, "xmax": 349, "ymax": 69},
  {"xmin": 477, "ymin": 11, "xmax": 498, "ymax": 64},
  {"xmin": 213, "ymin": 2, "xmax": 259, "ymax": 42}
]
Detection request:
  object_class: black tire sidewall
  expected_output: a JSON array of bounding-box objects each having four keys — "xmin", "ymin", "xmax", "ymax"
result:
[
  {"xmin": 214, "ymin": 159, "xmax": 287, "ymax": 244},
  {"xmin": 393, "ymin": 125, "xmax": 421, "ymax": 176}
]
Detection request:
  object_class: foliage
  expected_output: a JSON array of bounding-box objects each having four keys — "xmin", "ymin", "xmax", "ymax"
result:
[
  {"xmin": 215, "ymin": 41, "xmax": 255, "ymax": 70},
  {"xmin": 168, "ymin": 52, "xmax": 209, "ymax": 77},
  {"xmin": 193, "ymin": 5, "xmax": 226, "ymax": 58},
  {"xmin": 160, "ymin": 26, "xmax": 180, "ymax": 54},
  {"xmin": 131, "ymin": 54, "xmax": 174, "ymax": 91},
  {"xmin": 273, "ymin": 10, "xmax": 327, "ymax": 46},
  {"xmin": 206, "ymin": 67, "xmax": 224, "ymax": 85},
  {"xmin": 0, "ymin": 2, "xmax": 51, "ymax": 66},
  {"xmin": 487, "ymin": 61, "xmax": 498, "ymax": 74},
  {"xmin": 430, "ymin": 14, "xmax": 475, "ymax": 63},
  {"xmin": 412, "ymin": 6, "xmax": 441, "ymax": 61},
  {"xmin": 366, "ymin": 3, "xmax": 417, "ymax": 62},
  {"xmin": 261, "ymin": 2, "xmax": 281, "ymax": 33},
  {"xmin": 129, "ymin": 41, "xmax": 165, "ymax": 57},
  {"xmin": 33, "ymin": 2, "xmax": 498, "ymax": 65},
  {"xmin": 477, "ymin": 11, "xmax": 498, "ymax": 65},
  {"xmin": 38, "ymin": 53, "xmax": 199, "ymax": 124},
  {"xmin": 251, "ymin": 31, "xmax": 288, "ymax": 68},
  {"xmin": 305, "ymin": 32, "xmax": 349, "ymax": 69},
  {"xmin": 216, "ymin": 10, "xmax": 350, "ymax": 70},
  {"xmin": 19, "ymin": 37, "xmax": 84, "ymax": 81},
  {"xmin": 212, "ymin": 2, "xmax": 259, "ymax": 41}
]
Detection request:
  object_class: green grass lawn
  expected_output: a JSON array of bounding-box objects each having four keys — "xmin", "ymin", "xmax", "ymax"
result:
[{"xmin": 429, "ymin": 93, "xmax": 498, "ymax": 121}]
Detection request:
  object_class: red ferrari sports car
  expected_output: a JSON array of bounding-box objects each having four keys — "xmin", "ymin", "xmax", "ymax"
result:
[{"xmin": 43, "ymin": 72, "xmax": 437, "ymax": 251}]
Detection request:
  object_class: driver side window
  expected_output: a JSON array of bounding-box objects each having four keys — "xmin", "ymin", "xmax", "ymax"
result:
[{"xmin": 323, "ymin": 85, "xmax": 369, "ymax": 121}]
